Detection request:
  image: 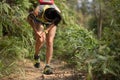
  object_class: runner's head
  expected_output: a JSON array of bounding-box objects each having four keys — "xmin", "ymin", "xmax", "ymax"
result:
[{"xmin": 44, "ymin": 8, "xmax": 62, "ymax": 25}]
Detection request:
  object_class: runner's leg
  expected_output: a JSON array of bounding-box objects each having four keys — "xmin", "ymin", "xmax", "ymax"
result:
[{"xmin": 46, "ymin": 25, "xmax": 57, "ymax": 65}]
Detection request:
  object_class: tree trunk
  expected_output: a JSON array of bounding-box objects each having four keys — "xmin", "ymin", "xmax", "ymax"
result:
[
  {"xmin": 97, "ymin": 0, "xmax": 103, "ymax": 39},
  {"xmin": 93, "ymin": 0, "xmax": 103, "ymax": 39}
]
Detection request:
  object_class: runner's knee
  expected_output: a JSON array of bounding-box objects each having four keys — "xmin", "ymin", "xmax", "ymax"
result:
[{"xmin": 46, "ymin": 40, "xmax": 53, "ymax": 47}]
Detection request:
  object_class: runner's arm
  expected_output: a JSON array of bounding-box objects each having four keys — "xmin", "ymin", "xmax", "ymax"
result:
[{"xmin": 44, "ymin": 24, "xmax": 55, "ymax": 34}]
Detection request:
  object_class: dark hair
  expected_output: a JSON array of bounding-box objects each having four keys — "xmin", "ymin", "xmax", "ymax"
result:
[{"xmin": 44, "ymin": 8, "xmax": 62, "ymax": 25}]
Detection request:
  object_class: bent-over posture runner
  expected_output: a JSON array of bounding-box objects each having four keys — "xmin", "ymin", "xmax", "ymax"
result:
[{"xmin": 27, "ymin": 2, "xmax": 61, "ymax": 74}]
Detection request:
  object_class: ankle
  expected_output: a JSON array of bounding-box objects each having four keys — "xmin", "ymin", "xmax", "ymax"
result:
[
  {"xmin": 45, "ymin": 64, "xmax": 51, "ymax": 67},
  {"xmin": 34, "ymin": 55, "xmax": 40, "ymax": 60}
]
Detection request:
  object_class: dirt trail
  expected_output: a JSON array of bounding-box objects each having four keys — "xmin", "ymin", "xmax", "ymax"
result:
[{"xmin": 1, "ymin": 59, "xmax": 86, "ymax": 80}]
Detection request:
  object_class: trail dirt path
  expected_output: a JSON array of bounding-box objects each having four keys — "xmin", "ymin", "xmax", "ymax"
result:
[{"xmin": 1, "ymin": 59, "xmax": 86, "ymax": 80}]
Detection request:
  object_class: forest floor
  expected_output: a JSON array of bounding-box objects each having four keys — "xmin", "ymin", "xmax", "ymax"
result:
[{"xmin": 1, "ymin": 59, "xmax": 86, "ymax": 80}]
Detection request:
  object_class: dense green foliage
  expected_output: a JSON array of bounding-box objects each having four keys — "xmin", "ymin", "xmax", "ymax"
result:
[
  {"xmin": 0, "ymin": 0, "xmax": 34, "ymax": 77},
  {"xmin": 87, "ymin": 1, "xmax": 120, "ymax": 79},
  {"xmin": 0, "ymin": 0, "xmax": 119, "ymax": 80}
]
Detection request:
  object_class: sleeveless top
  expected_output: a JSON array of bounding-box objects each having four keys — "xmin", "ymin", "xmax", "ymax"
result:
[{"xmin": 35, "ymin": 4, "xmax": 60, "ymax": 24}]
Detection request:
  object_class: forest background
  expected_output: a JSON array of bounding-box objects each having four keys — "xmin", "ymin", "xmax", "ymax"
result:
[{"xmin": 0, "ymin": 0, "xmax": 120, "ymax": 80}]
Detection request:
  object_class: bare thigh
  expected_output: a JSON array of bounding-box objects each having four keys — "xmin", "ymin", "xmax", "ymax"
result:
[{"xmin": 46, "ymin": 25, "xmax": 57, "ymax": 44}]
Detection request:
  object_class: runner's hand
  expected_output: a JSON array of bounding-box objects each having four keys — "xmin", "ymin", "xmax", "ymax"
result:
[
  {"xmin": 36, "ymin": 32, "xmax": 42, "ymax": 38},
  {"xmin": 40, "ymin": 32, "xmax": 46, "ymax": 41}
]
